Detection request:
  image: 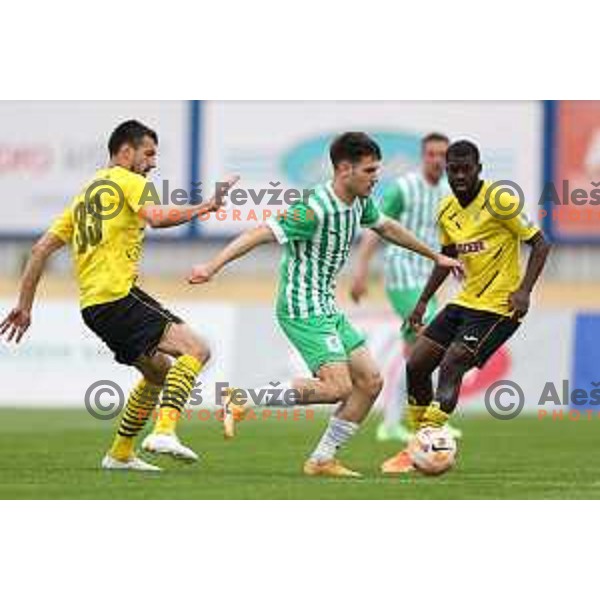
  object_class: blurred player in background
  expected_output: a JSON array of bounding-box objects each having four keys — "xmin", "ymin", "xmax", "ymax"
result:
[
  {"xmin": 351, "ymin": 132, "xmax": 462, "ymax": 442},
  {"xmin": 381, "ymin": 140, "xmax": 551, "ymax": 474},
  {"xmin": 189, "ymin": 132, "xmax": 463, "ymax": 477},
  {"xmin": 0, "ymin": 120, "xmax": 237, "ymax": 471}
]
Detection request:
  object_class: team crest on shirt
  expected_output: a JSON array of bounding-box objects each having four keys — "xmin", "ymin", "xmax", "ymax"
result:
[
  {"xmin": 456, "ymin": 241, "xmax": 486, "ymax": 255},
  {"xmin": 126, "ymin": 244, "xmax": 142, "ymax": 261},
  {"xmin": 326, "ymin": 335, "xmax": 343, "ymax": 352}
]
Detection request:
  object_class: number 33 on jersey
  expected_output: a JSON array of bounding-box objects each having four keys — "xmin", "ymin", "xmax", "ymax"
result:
[{"xmin": 49, "ymin": 166, "xmax": 149, "ymax": 309}]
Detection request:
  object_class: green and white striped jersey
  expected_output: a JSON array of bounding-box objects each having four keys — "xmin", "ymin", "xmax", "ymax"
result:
[
  {"xmin": 268, "ymin": 181, "xmax": 384, "ymax": 319},
  {"xmin": 381, "ymin": 171, "xmax": 450, "ymax": 290}
]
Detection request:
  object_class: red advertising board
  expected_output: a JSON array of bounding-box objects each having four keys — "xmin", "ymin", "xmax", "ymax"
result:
[{"xmin": 545, "ymin": 101, "xmax": 600, "ymax": 242}]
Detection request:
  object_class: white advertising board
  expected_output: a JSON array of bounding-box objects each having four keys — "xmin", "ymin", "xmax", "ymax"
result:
[
  {"xmin": 0, "ymin": 299, "xmax": 236, "ymax": 407},
  {"xmin": 0, "ymin": 298, "xmax": 570, "ymax": 418},
  {"xmin": 199, "ymin": 101, "xmax": 542, "ymax": 236},
  {"xmin": 0, "ymin": 101, "xmax": 190, "ymax": 237}
]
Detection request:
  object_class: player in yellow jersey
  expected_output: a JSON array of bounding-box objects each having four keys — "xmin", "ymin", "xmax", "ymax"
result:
[
  {"xmin": 0, "ymin": 120, "xmax": 237, "ymax": 471},
  {"xmin": 381, "ymin": 140, "xmax": 551, "ymax": 474}
]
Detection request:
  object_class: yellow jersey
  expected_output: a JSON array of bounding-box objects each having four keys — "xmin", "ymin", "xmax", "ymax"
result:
[
  {"xmin": 437, "ymin": 181, "xmax": 540, "ymax": 317},
  {"xmin": 49, "ymin": 166, "xmax": 148, "ymax": 309}
]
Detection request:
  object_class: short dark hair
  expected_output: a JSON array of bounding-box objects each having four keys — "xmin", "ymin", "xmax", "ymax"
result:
[
  {"xmin": 422, "ymin": 132, "xmax": 449, "ymax": 149},
  {"xmin": 108, "ymin": 120, "xmax": 158, "ymax": 156},
  {"xmin": 329, "ymin": 132, "xmax": 382, "ymax": 167},
  {"xmin": 447, "ymin": 139, "xmax": 480, "ymax": 163}
]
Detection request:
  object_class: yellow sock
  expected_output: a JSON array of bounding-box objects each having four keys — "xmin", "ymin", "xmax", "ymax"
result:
[
  {"xmin": 154, "ymin": 355, "xmax": 202, "ymax": 435},
  {"xmin": 403, "ymin": 396, "xmax": 428, "ymax": 431},
  {"xmin": 110, "ymin": 379, "xmax": 162, "ymax": 460},
  {"xmin": 405, "ymin": 405, "xmax": 427, "ymax": 431},
  {"xmin": 421, "ymin": 401, "xmax": 450, "ymax": 429}
]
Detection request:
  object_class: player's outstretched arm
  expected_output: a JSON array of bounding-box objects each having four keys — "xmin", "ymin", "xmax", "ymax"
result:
[
  {"xmin": 508, "ymin": 231, "xmax": 551, "ymax": 319},
  {"xmin": 373, "ymin": 218, "xmax": 463, "ymax": 274},
  {"xmin": 407, "ymin": 244, "xmax": 458, "ymax": 332},
  {"xmin": 188, "ymin": 224, "xmax": 276, "ymax": 284},
  {"xmin": 350, "ymin": 230, "xmax": 380, "ymax": 303},
  {"xmin": 139, "ymin": 175, "xmax": 240, "ymax": 229},
  {"xmin": 0, "ymin": 232, "xmax": 65, "ymax": 343}
]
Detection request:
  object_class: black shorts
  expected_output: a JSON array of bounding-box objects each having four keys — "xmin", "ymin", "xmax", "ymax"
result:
[
  {"xmin": 81, "ymin": 286, "xmax": 183, "ymax": 365},
  {"xmin": 422, "ymin": 303, "xmax": 520, "ymax": 368}
]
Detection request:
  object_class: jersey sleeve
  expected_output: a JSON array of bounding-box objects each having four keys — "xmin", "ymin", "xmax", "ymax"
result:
[
  {"xmin": 267, "ymin": 202, "xmax": 319, "ymax": 244},
  {"xmin": 124, "ymin": 172, "xmax": 150, "ymax": 214},
  {"xmin": 502, "ymin": 211, "xmax": 540, "ymax": 241},
  {"xmin": 487, "ymin": 188, "xmax": 540, "ymax": 240},
  {"xmin": 48, "ymin": 207, "xmax": 74, "ymax": 243},
  {"xmin": 360, "ymin": 195, "xmax": 385, "ymax": 229},
  {"xmin": 380, "ymin": 180, "xmax": 405, "ymax": 220}
]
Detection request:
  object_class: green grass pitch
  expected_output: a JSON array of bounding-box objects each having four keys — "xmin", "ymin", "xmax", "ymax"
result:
[{"xmin": 0, "ymin": 408, "xmax": 598, "ymax": 499}]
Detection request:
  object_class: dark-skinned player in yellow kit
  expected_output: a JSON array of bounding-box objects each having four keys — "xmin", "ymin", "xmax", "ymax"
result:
[{"xmin": 381, "ymin": 140, "xmax": 551, "ymax": 474}]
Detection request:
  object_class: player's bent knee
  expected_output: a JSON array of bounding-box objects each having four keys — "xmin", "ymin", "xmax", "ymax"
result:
[
  {"xmin": 193, "ymin": 339, "xmax": 211, "ymax": 364},
  {"xmin": 162, "ymin": 323, "xmax": 211, "ymax": 364},
  {"xmin": 148, "ymin": 358, "xmax": 171, "ymax": 385},
  {"xmin": 406, "ymin": 355, "xmax": 427, "ymax": 380},
  {"xmin": 317, "ymin": 364, "xmax": 353, "ymax": 402},
  {"xmin": 145, "ymin": 370, "xmax": 166, "ymax": 387},
  {"xmin": 439, "ymin": 346, "xmax": 473, "ymax": 378},
  {"xmin": 184, "ymin": 340, "xmax": 210, "ymax": 365},
  {"xmin": 358, "ymin": 371, "xmax": 383, "ymax": 401},
  {"xmin": 135, "ymin": 353, "xmax": 171, "ymax": 386},
  {"xmin": 326, "ymin": 376, "xmax": 353, "ymax": 402},
  {"xmin": 369, "ymin": 372, "xmax": 384, "ymax": 400}
]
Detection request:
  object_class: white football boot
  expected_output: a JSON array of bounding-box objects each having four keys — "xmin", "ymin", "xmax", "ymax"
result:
[
  {"xmin": 101, "ymin": 454, "xmax": 161, "ymax": 472},
  {"xmin": 141, "ymin": 433, "xmax": 199, "ymax": 461}
]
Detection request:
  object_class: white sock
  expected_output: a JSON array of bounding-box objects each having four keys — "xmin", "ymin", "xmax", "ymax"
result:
[{"xmin": 311, "ymin": 416, "xmax": 359, "ymax": 462}]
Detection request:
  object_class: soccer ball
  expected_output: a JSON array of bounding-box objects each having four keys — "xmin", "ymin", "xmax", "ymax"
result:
[{"xmin": 408, "ymin": 426, "xmax": 457, "ymax": 476}]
